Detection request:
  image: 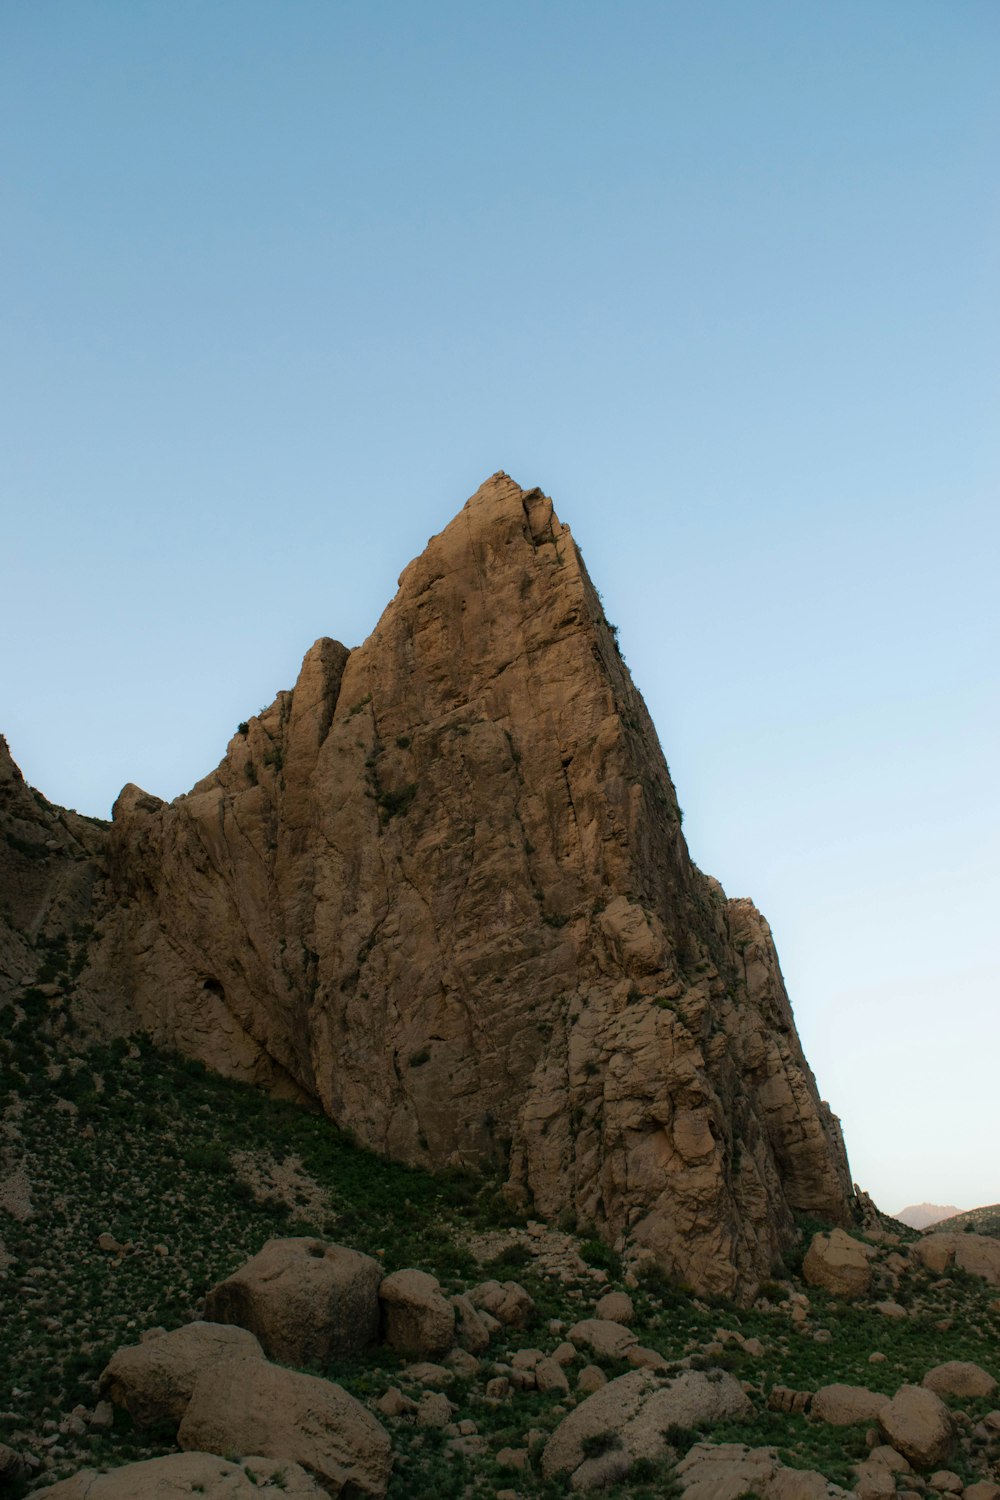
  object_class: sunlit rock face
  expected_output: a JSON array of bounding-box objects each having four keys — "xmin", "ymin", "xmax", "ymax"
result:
[{"xmin": 5, "ymin": 474, "xmax": 854, "ymax": 1296}]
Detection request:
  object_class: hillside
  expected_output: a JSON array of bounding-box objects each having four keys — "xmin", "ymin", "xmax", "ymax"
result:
[{"xmin": 1, "ymin": 1006, "xmax": 999, "ymax": 1496}]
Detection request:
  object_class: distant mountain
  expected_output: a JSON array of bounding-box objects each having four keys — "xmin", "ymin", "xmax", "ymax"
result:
[
  {"xmin": 932, "ymin": 1204, "xmax": 1000, "ymax": 1239},
  {"xmin": 896, "ymin": 1202, "xmax": 963, "ymax": 1230}
]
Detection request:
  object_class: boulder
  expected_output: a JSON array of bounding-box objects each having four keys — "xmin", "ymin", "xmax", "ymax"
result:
[
  {"xmin": 810, "ymin": 1383, "xmax": 890, "ymax": 1426},
  {"xmin": 922, "ymin": 1360, "xmax": 997, "ymax": 1400},
  {"xmin": 177, "ymin": 1358, "xmax": 392, "ymax": 1498},
  {"xmin": 914, "ymin": 1232, "xmax": 1000, "ymax": 1286},
  {"xmin": 450, "ymin": 1292, "xmax": 490, "ymax": 1353},
  {"xmin": 801, "ymin": 1229, "xmax": 873, "ymax": 1298},
  {"xmin": 675, "ymin": 1441, "xmax": 850, "ymax": 1499},
  {"xmin": 204, "ymin": 1238, "xmax": 382, "ymax": 1365},
  {"xmin": 100, "ymin": 1322, "xmax": 264, "ymax": 1427},
  {"xmin": 379, "ymin": 1269, "xmax": 455, "ymax": 1358},
  {"xmin": 30, "ymin": 1453, "xmax": 328, "ymax": 1498},
  {"xmin": 542, "ymin": 1368, "xmax": 751, "ymax": 1488},
  {"xmin": 878, "ymin": 1385, "xmax": 955, "ymax": 1471},
  {"xmin": 566, "ymin": 1317, "xmax": 639, "ymax": 1361},
  {"xmin": 593, "ymin": 1291, "xmax": 634, "ymax": 1324},
  {"xmin": 468, "ymin": 1279, "xmax": 535, "ymax": 1328}
]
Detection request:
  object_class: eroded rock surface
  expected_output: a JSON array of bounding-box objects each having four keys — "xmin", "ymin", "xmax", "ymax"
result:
[
  {"xmin": 1, "ymin": 474, "xmax": 855, "ymax": 1297},
  {"xmin": 31, "ymin": 1452, "xmax": 328, "ymax": 1499}
]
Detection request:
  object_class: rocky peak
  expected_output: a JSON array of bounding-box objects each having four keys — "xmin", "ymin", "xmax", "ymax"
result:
[{"xmin": 3, "ymin": 475, "xmax": 855, "ymax": 1297}]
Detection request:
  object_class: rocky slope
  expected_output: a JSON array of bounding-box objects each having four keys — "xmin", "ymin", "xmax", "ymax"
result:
[{"xmin": 2, "ymin": 473, "xmax": 854, "ymax": 1297}]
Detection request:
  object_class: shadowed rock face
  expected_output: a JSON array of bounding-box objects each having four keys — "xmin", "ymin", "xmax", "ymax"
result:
[{"xmin": 5, "ymin": 474, "xmax": 854, "ymax": 1296}]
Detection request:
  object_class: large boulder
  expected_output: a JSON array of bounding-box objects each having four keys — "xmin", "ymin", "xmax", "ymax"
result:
[
  {"xmin": 30, "ymin": 1453, "xmax": 328, "ymax": 1498},
  {"xmin": 878, "ymin": 1384, "xmax": 955, "ymax": 1471},
  {"xmin": 801, "ymin": 1229, "xmax": 874, "ymax": 1298},
  {"xmin": 923, "ymin": 1361, "xmax": 997, "ymax": 1400},
  {"xmin": 100, "ymin": 1322, "xmax": 264, "ymax": 1427},
  {"xmin": 177, "ymin": 1358, "xmax": 392, "ymax": 1498},
  {"xmin": 914, "ymin": 1232, "xmax": 1000, "ymax": 1285},
  {"xmin": 541, "ymin": 1368, "xmax": 751, "ymax": 1490},
  {"xmin": 378, "ymin": 1269, "xmax": 455, "ymax": 1358},
  {"xmin": 203, "ymin": 1238, "xmax": 382, "ymax": 1365},
  {"xmin": 810, "ymin": 1383, "xmax": 890, "ymax": 1426},
  {"xmin": 676, "ymin": 1441, "xmax": 851, "ymax": 1499}
]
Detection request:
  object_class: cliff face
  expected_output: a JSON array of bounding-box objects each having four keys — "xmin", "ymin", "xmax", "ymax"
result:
[{"xmin": 4, "ymin": 475, "xmax": 853, "ymax": 1295}]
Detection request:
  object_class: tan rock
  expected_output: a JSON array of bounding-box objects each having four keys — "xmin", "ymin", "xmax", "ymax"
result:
[
  {"xmin": 927, "ymin": 1473, "xmax": 963, "ymax": 1494},
  {"xmin": 964, "ymin": 1484, "xmax": 1000, "ymax": 1500},
  {"xmin": 675, "ymin": 1441, "xmax": 850, "ymax": 1499},
  {"xmin": 177, "ymin": 1358, "xmax": 392, "ymax": 1497},
  {"xmin": 873, "ymin": 1299, "xmax": 907, "ymax": 1319},
  {"xmin": 203, "ymin": 1237, "xmax": 382, "ymax": 1365},
  {"xmin": 100, "ymin": 1322, "xmax": 264, "ymax": 1427},
  {"xmin": 535, "ymin": 1356, "xmax": 570, "ymax": 1394},
  {"xmin": 922, "ymin": 1360, "xmax": 997, "ymax": 1399},
  {"xmin": 450, "ymin": 1293, "xmax": 490, "ymax": 1353},
  {"xmin": 87, "ymin": 476, "xmax": 852, "ymax": 1301},
  {"xmin": 379, "ymin": 1269, "xmax": 455, "ymax": 1359},
  {"xmin": 30, "ymin": 1453, "xmax": 329, "ymax": 1498},
  {"xmin": 415, "ymin": 1391, "xmax": 453, "ymax": 1428},
  {"xmin": 914, "ymin": 1232, "xmax": 1000, "ymax": 1286},
  {"xmin": 593, "ymin": 1291, "xmax": 634, "ymax": 1323},
  {"xmin": 811, "ymin": 1383, "xmax": 890, "ymax": 1426},
  {"xmin": 567, "ymin": 1317, "xmax": 639, "ymax": 1360},
  {"xmin": 802, "ymin": 1229, "xmax": 874, "ymax": 1298},
  {"xmin": 469, "ymin": 1279, "xmax": 535, "ymax": 1328},
  {"xmin": 851, "ymin": 1460, "xmax": 896, "ymax": 1499},
  {"xmin": 878, "ymin": 1384, "xmax": 955, "ymax": 1470},
  {"xmin": 868, "ymin": 1445, "xmax": 910, "ymax": 1472},
  {"xmin": 577, "ymin": 1364, "xmax": 606, "ymax": 1394},
  {"xmin": 542, "ymin": 1368, "xmax": 751, "ymax": 1486}
]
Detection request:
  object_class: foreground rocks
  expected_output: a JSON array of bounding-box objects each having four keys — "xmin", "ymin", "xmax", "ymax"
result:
[
  {"xmin": 100, "ymin": 1322, "xmax": 264, "ymax": 1427},
  {"xmin": 97, "ymin": 1297, "xmax": 393, "ymax": 1499},
  {"xmin": 878, "ymin": 1384, "xmax": 956, "ymax": 1470},
  {"xmin": 676, "ymin": 1442, "xmax": 850, "ymax": 1498},
  {"xmin": 32, "ymin": 1452, "xmax": 329, "ymax": 1498},
  {"xmin": 541, "ymin": 1368, "xmax": 751, "ymax": 1490},
  {"xmin": 203, "ymin": 1237, "xmax": 382, "ymax": 1364},
  {"xmin": 177, "ymin": 1359, "xmax": 392, "ymax": 1498}
]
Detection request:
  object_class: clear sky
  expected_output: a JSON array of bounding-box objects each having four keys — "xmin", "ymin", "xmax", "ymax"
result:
[{"xmin": 3, "ymin": 1, "xmax": 997, "ymax": 1215}]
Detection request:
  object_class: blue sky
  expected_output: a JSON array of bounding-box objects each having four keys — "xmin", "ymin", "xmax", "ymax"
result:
[{"xmin": 3, "ymin": 0, "xmax": 997, "ymax": 1213}]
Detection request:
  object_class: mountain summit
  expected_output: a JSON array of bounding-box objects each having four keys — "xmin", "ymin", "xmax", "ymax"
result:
[{"xmin": 2, "ymin": 473, "xmax": 854, "ymax": 1296}]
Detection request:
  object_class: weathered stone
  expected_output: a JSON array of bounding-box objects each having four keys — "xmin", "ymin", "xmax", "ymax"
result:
[
  {"xmin": 469, "ymin": 1279, "xmax": 535, "ymax": 1329},
  {"xmin": 566, "ymin": 1317, "xmax": 638, "ymax": 1360},
  {"xmin": 75, "ymin": 476, "xmax": 852, "ymax": 1301},
  {"xmin": 811, "ymin": 1383, "xmax": 890, "ymax": 1426},
  {"xmin": 100, "ymin": 1322, "xmax": 264, "ymax": 1428},
  {"xmin": 802, "ymin": 1229, "xmax": 873, "ymax": 1298},
  {"xmin": 927, "ymin": 1472, "xmax": 963, "ymax": 1495},
  {"xmin": 593, "ymin": 1291, "xmax": 634, "ymax": 1324},
  {"xmin": 177, "ymin": 1359, "xmax": 392, "ymax": 1497},
  {"xmin": 379, "ymin": 1269, "xmax": 455, "ymax": 1359},
  {"xmin": 676, "ymin": 1441, "xmax": 850, "ymax": 1499},
  {"xmin": 30, "ymin": 1453, "xmax": 329, "ymax": 1498},
  {"xmin": 542, "ymin": 1369, "xmax": 751, "ymax": 1487},
  {"xmin": 913, "ymin": 1233, "xmax": 1000, "ymax": 1286},
  {"xmin": 203, "ymin": 1237, "xmax": 382, "ymax": 1365},
  {"xmin": 851, "ymin": 1460, "xmax": 896, "ymax": 1499},
  {"xmin": 450, "ymin": 1293, "xmax": 490, "ymax": 1354},
  {"xmin": 922, "ymin": 1360, "xmax": 997, "ymax": 1400},
  {"xmin": 535, "ymin": 1356, "xmax": 570, "ymax": 1394},
  {"xmin": 878, "ymin": 1385, "xmax": 955, "ymax": 1471}
]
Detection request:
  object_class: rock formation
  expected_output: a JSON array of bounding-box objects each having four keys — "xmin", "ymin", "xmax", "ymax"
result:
[{"xmin": 1, "ymin": 472, "xmax": 854, "ymax": 1296}]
